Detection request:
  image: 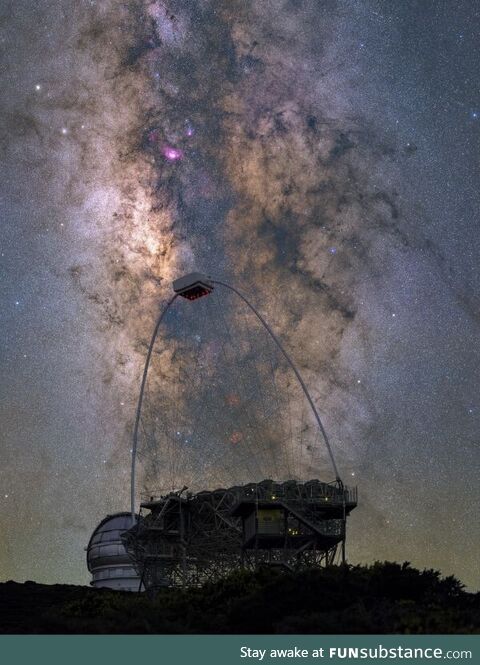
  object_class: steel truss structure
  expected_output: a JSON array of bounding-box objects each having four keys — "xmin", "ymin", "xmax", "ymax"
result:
[{"xmin": 123, "ymin": 479, "xmax": 357, "ymax": 591}]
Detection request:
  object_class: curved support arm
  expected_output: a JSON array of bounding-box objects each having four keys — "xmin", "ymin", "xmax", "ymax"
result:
[
  {"xmin": 212, "ymin": 279, "xmax": 342, "ymax": 486},
  {"xmin": 130, "ymin": 294, "xmax": 179, "ymax": 521}
]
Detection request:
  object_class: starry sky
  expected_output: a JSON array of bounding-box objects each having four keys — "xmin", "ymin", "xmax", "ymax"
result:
[{"xmin": 1, "ymin": 0, "xmax": 479, "ymax": 589}]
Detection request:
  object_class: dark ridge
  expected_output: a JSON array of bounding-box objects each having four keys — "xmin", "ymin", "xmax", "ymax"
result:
[{"xmin": 1, "ymin": 562, "xmax": 478, "ymax": 634}]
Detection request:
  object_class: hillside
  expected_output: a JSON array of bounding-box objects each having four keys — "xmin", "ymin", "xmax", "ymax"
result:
[{"xmin": 1, "ymin": 562, "xmax": 478, "ymax": 634}]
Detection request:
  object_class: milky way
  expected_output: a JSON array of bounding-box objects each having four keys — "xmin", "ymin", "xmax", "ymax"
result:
[{"xmin": 1, "ymin": 0, "xmax": 479, "ymax": 588}]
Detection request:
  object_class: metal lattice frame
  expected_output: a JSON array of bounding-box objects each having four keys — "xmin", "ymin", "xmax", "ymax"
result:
[
  {"xmin": 123, "ymin": 479, "xmax": 357, "ymax": 591},
  {"xmin": 126, "ymin": 275, "xmax": 356, "ymax": 588}
]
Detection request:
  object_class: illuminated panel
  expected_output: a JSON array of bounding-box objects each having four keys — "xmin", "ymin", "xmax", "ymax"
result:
[
  {"xmin": 181, "ymin": 284, "xmax": 212, "ymax": 300},
  {"xmin": 173, "ymin": 272, "xmax": 214, "ymax": 300}
]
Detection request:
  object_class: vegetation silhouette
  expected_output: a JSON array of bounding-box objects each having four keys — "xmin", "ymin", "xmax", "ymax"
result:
[{"xmin": 1, "ymin": 562, "xmax": 478, "ymax": 634}]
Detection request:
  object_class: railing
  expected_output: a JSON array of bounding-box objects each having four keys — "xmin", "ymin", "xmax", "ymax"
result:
[
  {"xmin": 141, "ymin": 479, "xmax": 358, "ymax": 509},
  {"xmin": 235, "ymin": 479, "xmax": 357, "ymax": 506}
]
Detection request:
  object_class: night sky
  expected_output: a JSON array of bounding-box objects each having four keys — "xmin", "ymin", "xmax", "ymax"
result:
[{"xmin": 1, "ymin": 0, "xmax": 479, "ymax": 589}]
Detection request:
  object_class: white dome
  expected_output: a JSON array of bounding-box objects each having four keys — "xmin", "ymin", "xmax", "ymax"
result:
[{"xmin": 86, "ymin": 512, "xmax": 141, "ymax": 592}]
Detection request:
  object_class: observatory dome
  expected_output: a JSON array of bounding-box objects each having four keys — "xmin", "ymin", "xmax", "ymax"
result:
[{"xmin": 86, "ymin": 512, "xmax": 141, "ymax": 592}]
